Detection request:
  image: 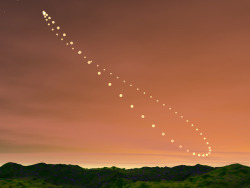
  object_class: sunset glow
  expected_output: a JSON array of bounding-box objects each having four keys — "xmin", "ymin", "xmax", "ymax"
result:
[{"xmin": 0, "ymin": 0, "xmax": 249, "ymax": 169}]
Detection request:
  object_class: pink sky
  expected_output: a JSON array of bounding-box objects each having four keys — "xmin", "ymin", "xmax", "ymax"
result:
[{"xmin": 0, "ymin": 0, "xmax": 249, "ymax": 168}]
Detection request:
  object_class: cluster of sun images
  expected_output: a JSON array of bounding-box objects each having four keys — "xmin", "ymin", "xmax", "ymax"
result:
[{"xmin": 42, "ymin": 11, "xmax": 212, "ymax": 158}]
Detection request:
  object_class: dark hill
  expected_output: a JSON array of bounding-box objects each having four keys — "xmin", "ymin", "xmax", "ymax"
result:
[
  {"xmin": 181, "ymin": 163, "xmax": 250, "ymax": 188},
  {"xmin": 0, "ymin": 162, "xmax": 249, "ymax": 188}
]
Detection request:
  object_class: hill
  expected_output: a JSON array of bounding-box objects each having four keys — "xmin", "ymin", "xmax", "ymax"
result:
[{"xmin": 0, "ymin": 162, "xmax": 249, "ymax": 187}]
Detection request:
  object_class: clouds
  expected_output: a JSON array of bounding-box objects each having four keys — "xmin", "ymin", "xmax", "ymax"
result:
[
  {"xmin": 0, "ymin": 127, "xmax": 62, "ymax": 153},
  {"xmin": 0, "ymin": 127, "xmax": 100, "ymax": 154},
  {"xmin": 0, "ymin": 0, "xmax": 249, "ymax": 167},
  {"xmin": 0, "ymin": 138, "xmax": 67, "ymax": 153}
]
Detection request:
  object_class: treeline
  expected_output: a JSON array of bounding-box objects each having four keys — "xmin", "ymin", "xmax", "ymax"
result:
[{"xmin": 0, "ymin": 162, "xmax": 249, "ymax": 187}]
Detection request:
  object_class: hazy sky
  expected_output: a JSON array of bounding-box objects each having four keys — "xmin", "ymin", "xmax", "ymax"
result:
[{"xmin": 0, "ymin": 0, "xmax": 249, "ymax": 168}]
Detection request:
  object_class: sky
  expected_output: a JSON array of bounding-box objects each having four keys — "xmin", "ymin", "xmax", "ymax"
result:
[{"xmin": 0, "ymin": 0, "xmax": 249, "ymax": 169}]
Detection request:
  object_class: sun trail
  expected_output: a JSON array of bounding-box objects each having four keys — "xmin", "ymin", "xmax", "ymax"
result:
[{"xmin": 41, "ymin": 10, "xmax": 212, "ymax": 157}]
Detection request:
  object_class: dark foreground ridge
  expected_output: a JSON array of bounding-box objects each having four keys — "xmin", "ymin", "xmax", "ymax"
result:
[{"xmin": 0, "ymin": 162, "xmax": 249, "ymax": 187}]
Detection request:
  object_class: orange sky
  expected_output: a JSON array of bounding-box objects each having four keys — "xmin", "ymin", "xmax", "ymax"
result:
[{"xmin": 0, "ymin": 0, "xmax": 249, "ymax": 168}]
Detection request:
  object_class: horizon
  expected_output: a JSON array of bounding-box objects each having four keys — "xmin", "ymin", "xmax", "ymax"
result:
[
  {"xmin": 0, "ymin": 0, "xmax": 249, "ymax": 169},
  {"xmin": 0, "ymin": 161, "xmax": 247, "ymax": 170}
]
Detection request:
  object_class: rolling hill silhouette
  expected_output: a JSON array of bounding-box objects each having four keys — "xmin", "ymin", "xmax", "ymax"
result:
[{"xmin": 0, "ymin": 162, "xmax": 249, "ymax": 187}]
